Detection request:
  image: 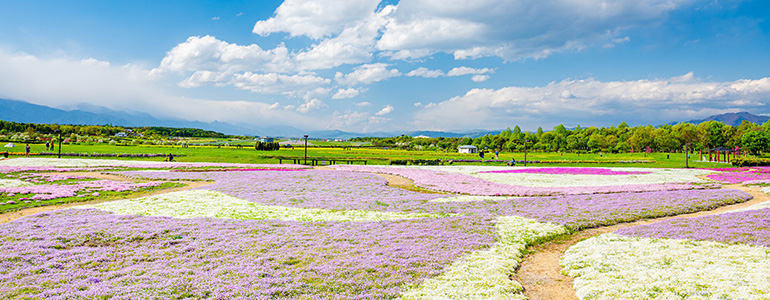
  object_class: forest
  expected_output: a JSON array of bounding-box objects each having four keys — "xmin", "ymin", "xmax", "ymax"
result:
[{"xmin": 353, "ymin": 120, "xmax": 770, "ymax": 154}]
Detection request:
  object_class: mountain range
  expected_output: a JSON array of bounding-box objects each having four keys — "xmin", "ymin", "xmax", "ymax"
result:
[
  {"xmin": 1, "ymin": 98, "xmax": 767, "ymax": 138},
  {"xmin": 669, "ymin": 112, "xmax": 770, "ymax": 127},
  {"xmin": 0, "ymin": 98, "xmax": 500, "ymax": 138}
]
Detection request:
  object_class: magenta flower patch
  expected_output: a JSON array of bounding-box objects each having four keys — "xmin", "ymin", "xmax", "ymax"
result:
[{"xmin": 479, "ymin": 167, "xmax": 651, "ymax": 175}]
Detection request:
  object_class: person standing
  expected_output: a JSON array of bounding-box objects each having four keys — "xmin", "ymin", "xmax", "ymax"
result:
[
  {"xmin": 25, "ymin": 144, "xmax": 31, "ymax": 157},
  {"xmin": 45, "ymin": 142, "xmax": 49, "ymax": 151},
  {"xmin": 495, "ymin": 150, "xmax": 499, "ymax": 159}
]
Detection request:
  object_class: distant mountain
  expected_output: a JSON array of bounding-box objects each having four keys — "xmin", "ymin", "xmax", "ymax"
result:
[
  {"xmin": 0, "ymin": 98, "xmax": 507, "ymax": 139},
  {"xmin": 0, "ymin": 98, "xmax": 273, "ymax": 136},
  {"xmin": 670, "ymin": 112, "xmax": 770, "ymax": 127}
]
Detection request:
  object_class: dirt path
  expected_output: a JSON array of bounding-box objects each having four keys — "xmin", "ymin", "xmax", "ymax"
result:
[
  {"xmin": 0, "ymin": 173, "xmax": 212, "ymax": 224},
  {"xmin": 515, "ymin": 184, "xmax": 770, "ymax": 300}
]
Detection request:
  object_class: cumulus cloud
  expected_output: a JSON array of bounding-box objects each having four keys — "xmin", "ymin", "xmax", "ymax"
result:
[
  {"xmin": 355, "ymin": 101, "xmax": 372, "ymax": 107},
  {"xmin": 413, "ymin": 74, "xmax": 770, "ymax": 130},
  {"xmin": 297, "ymin": 98, "xmax": 327, "ymax": 112},
  {"xmin": 375, "ymin": 104, "xmax": 394, "ymax": 115},
  {"xmin": 376, "ymin": 0, "xmax": 691, "ymax": 61},
  {"xmin": 471, "ymin": 75, "xmax": 490, "ymax": 82},
  {"xmin": 152, "ymin": 35, "xmax": 293, "ymax": 75},
  {"xmin": 230, "ymin": 72, "xmax": 330, "ymax": 96},
  {"xmin": 335, "ymin": 63, "xmax": 401, "ymax": 85},
  {"xmin": 406, "ymin": 67, "xmax": 445, "ymax": 78},
  {"xmin": 332, "ymin": 88, "xmax": 361, "ymax": 99},
  {"xmin": 252, "ymin": 0, "xmax": 382, "ymax": 39},
  {"xmin": 0, "ymin": 50, "xmax": 319, "ymax": 128},
  {"xmin": 447, "ymin": 67, "xmax": 494, "ymax": 77}
]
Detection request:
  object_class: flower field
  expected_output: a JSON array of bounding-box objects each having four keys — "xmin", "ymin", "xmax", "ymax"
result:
[{"xmin": 0, "ymin": 159, "xmax": 766, "ymax": 299}]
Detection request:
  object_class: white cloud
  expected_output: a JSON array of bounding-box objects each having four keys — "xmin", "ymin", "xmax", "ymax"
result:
[
  {"xmin": 447, "ymin": 67, "xmax": 494, "ymax": 77},
  {"xmin": 414, "ymin": 74, "xmax": 770, "ymax": 130},
  {"xmin": 332, "ymin": 88, "xmax": 361, "ymax": 99},
  {"xmin": 297, "ymin": 98, "xmax": 327, "ymax": 112},
  {"xmin": 212, "ymin": 16, "xmax": 220, "ymax": 21},
  {"xmin": 252, "ymin": 0, "xmax": 382, "ymax": 39},
  {"xmin": 230, "ymin": 72, "xmax": 330, "ymax": 96},
  {"xmin": 335, "ymin": 63, "xmax": 401, "ymax": 85},
  {"xmin": 376, "ymin": 104, "xmax": 394, "ymax": 116},
  {"xmin": 471, "ymin": 74, "xmax": 490, "ymax": 82},
  {"xmin": 406, "ymin": 67, "xmax": 444, "ymax": 78},
  {"xmin": 0, "ymin": 50, "xmax": 319, "ymax": 129},
  {"xmin": 151, "ymin": 35, "xmax": 295, "ymax": 81},
  {"xmin": 375, "ymin": 0, "xmax": 691, "ymax": 61},
  {"xmin": 356, "ymin": 101, "xmax": 372, "ymax": 107}
]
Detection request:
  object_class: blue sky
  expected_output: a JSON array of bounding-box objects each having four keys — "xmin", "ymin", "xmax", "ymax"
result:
[{"xmin": 0, "ymin": 0, "xmax": 769, "ymax": 133}]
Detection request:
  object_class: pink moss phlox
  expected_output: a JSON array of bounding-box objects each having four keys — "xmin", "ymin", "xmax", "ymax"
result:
[
  {"xmin": 479, "ymin": 167, "xmax": 650, "ymax": 175},
  {"xmin": 331, "ymin": 165, "xmax": 709, "ymax": 196}
]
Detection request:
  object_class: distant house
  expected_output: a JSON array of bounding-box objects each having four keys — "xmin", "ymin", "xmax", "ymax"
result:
[
  {"xmin": 114, "ymin": 132, "xmax": 128, "ymax": 137},
  {"xmin": 458, "ymin": 145, "xmax": 478, "ymax": 154},
  {"xmin": 260, "ymin": 137, "xmax": 274, "ymax": 143}
]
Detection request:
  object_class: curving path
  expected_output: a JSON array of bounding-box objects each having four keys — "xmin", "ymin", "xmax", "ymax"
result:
[
  {"xmin": 515, "ymin": 184, "xmax": 770, "ymax": 300},
  {"xmin": 349, "ymin": 169, "xmax": 769, "ymax": 300}
]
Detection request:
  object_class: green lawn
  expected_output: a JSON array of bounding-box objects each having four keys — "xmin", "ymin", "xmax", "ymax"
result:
[{"xmin": 4, "ymin": 142, "xmax": 742, "ymax": 169}]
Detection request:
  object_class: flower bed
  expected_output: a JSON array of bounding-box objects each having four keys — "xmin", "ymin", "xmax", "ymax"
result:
[
  {"xmin": 479, "ymin": 167, "xmax": 650, "ymax": 175},
  {"xmin": 1, "ymin": 160, "xmax": 763, "ymax": 299},
  {"xmin": 330, "ymin": 165, "xmax": 716, "ymax": 196},
  {"xmin": 561, "ymin": 233, "xmax": 770, "ymax": 300},
  {"xmin": 115, "ymin": 169, "xmax": 751, "ymax": 230},
  {"xmin": 0, "ymin": 180, "xmax": 163, "ymax": 201},
  {"xmin": 0, "ymin": 209, "xmax": 496, "ymax": 299},
  {"xmin": 615, "ymin": 208, "xmax": 770, "ymax": 247},
  {"xmin": 80, "ymin": 190, "xmax": 447, "ymax": 222},
  {"xmin": 706, "ymin": 167, "xmax": 770, "ymax": 184}
]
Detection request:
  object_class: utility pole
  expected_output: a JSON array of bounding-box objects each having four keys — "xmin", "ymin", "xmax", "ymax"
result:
[{"xmin": 303, "ymin": 135, "xmax": 308, "ymax": 165}]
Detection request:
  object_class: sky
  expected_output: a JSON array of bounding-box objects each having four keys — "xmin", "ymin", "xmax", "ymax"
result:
[{"xmin": 0, "ymin": 0, "xmax": 769, "ymax": 133}]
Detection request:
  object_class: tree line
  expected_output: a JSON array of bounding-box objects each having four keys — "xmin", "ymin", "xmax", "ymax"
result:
[
  {"xmin": 352, "ymin": 120, "xmax": 770, "ymax": 154},
  {"xmin": 0, "ymin": 120, "xmax": 230, "ymax": 139}
]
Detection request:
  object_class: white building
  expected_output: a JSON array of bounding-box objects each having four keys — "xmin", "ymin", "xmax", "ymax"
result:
[{"xmin": 458, "ymin": 145, "xmax": 478, "ymax": 154}]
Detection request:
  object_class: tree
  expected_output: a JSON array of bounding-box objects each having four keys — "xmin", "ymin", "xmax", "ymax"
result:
[{"xmin": 741, "ymin": 130, "xmax": 769, "ymax": 155}]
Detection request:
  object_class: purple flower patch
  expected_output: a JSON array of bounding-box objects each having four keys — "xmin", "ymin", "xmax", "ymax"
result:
[{"xmin": 616, "ymin": 208, "xmax": 770, "ymax": 247}]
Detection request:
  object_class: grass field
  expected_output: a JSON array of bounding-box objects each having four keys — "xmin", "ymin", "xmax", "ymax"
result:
[{"xmin": 4, "ymin": 142, "xmax": 746, "ymax": 169}]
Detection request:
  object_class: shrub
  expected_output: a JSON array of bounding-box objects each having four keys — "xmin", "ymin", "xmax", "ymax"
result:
[{"xmin": 732, "ymin": 156, "xmax": 770, "ymax": 167}]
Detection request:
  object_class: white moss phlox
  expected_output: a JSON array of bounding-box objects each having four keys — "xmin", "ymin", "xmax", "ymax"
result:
[
  {"xmin": 0, "ymin": 179, "xmax": 33, "ymax": 188},
  {"xmin": 561, "ymin": 233, "xmax": 770, "ymax": 300},
  {"xmin": 77, "ymin": 190, "xmax": 445, "ymax": 222},
  {"xmin": 399, "ymin": 216, "xmax": 567, "ymax": 300}
]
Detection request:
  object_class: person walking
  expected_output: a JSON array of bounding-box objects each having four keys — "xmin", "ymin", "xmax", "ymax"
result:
[
  {"xmin": 495, "ymin": 150, "xmax": 499, "ymax": 159},
  {"xmin": 25, "ymin": 144, "xmax": 31, "ymax": 157}
]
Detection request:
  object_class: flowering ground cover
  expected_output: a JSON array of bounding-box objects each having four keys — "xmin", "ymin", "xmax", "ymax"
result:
[
  {"xmin": 413, "ymin": 165, "xmax": 714, "ymax": 188},
  {"xmin": 561, "ymin": 233, "xmax": 770, "ymax": 300},
  {"xmin": 330, "ymin": 165, "xmax": 717, "ymax": 196},
  {"xmin": 0, "ymin": 160, "xmax": 761, "ymax": 299},
  {"xmin": 479, "ymin": 167, "xmax": 651, "ymax": 175},
  {"xmin": 562, "ymin": 206, "xmax": 770, "ymax": 299},
  {"xmin": 115, "ymin": 169, "xmax": 750, "ymax": 230},
  {"xmin": 705, "ymin": 167, "xmax": 770, "ymax": 184}
]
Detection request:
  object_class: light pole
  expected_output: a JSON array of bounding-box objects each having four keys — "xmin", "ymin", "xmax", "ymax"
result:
[
  {"xmin": 54, "ymin": 130, "xmax": 62, "ymax": 159},
  {"xmin": 303, "ymin": 135, "xmax": 308, "ymax": 165},
  {"xmin": 524, "ymin": 140, "xmax": 529, "ymax": 166}
]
